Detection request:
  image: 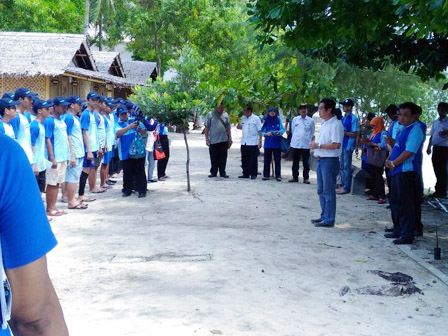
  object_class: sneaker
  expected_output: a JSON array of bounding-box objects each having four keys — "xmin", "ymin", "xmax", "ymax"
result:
[{"xmin": 377, "ymin": 198, "xmax": 386, "ymax": 204}]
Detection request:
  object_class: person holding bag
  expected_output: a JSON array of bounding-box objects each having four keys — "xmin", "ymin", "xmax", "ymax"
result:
[
  {"xmin": 156, "ymin": 122, "xmax": 170, "ymax": 181},
  {"xmin": 115, "ymin": 105, "xmax": 148, "ymax": 198},
  {"xmin": 365, "ymin": 117, "xmax": 388, "ymax": 204}
]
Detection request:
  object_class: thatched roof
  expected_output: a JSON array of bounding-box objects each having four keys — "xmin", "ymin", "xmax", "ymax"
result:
[
  {"xmin": 0, "ymin": 32, "xmax": 97, "ymax": 76},
  {"xmin": 65, "ymin": 67, "xmax": 137, "ymax": 87},
  {"xmin": 91, "ymin": 51, "xmax": 125, "ymax": 77},
  {"xmin": 122, "ymin": 61, "xmax": 158, "ymax": 85}
]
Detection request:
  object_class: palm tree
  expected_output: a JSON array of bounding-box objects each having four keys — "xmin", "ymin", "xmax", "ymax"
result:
[{"xmin": 84, "ymin": 0, "xmax": 116, "ymax": 50}]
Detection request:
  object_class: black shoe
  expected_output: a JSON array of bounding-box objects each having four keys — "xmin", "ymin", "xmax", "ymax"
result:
[
  {"xmin": 106, "ymin": 180, "xmax": 116, "ymax": 185},
  {"xmin": 414, "ymin": 230, "xmax": 423, "ymax": 237},
  {"xmin": 311, "ymin": 218, "xmax": 323, "ymax": 224},
  {"xmin": 276, "ymin": 177, "xmax": 282, "ymax": 181},
  {"xmin": 238, "ymin": 175, "xmax": 249, "ymax": 179},
  {"xmin": 384, "ymin": 233, "xmax": 399, "ymax": 239},
  {"xmin": 208, "ymin": 174, "xmax": 217, "ymax": 178},
  {"xmin": 393, "ymin": 237, "xmax": 414, "ymax": 245},
  {"xmin": 250, "ymin": 175, "xmax": 257, "ymax": 180},
  {"xmin": 220, "ymin": 175, "xmax": 229, "ymax": 178},
  {"xmin": 138, "ymin": 192, "xmax": 146, "ymax": 198},
  {"xmin": 122, "ymin": 192, "xmax": 132, "ymax": 197},
  {"xmin": 384, "ymin": 227, "xmax": 395, "ymax": 233},
  {"xmin": 314, "ymin": 221, "xmax": 334, "ymax": 227},
  {"xmin": 262, "ymin": 177, "xmax": 270, "ymax": 181}
]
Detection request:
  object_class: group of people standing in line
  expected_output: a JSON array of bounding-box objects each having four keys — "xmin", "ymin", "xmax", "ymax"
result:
[
  {"xmin": 0, "ymin": 88, "xmax": 171, "ymax": 218},
  {"xmin": 204, "ymin": 97, "xmax": 448, "ymax": 245}
]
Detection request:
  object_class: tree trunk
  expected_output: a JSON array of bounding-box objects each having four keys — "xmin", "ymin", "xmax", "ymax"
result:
[
  {"xmin": 183, "ymin": 127, "xmax": 191, "ymax": 192},
  {"xmin": 98, "ymin": 16, "xmax": 103, "ymax": 51},
  {"xmin": 84, "ymin": 0, "xmax": 90, "ymax": 36},
  {"xmin": 192, "ymin": 111, "xmax": 202, "ymax": 130}
]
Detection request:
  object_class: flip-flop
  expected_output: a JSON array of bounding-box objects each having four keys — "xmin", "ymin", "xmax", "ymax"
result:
[
  {"xmin": 56, "ymin": 209, "xmax": 68, "ymax": 215},
  {"xmin": 79, "ymin": 197, "xmax": 96, "ymax": 202},
  {"xmin": 91, "ymin": 188, "xmax": 106, "ymax": 193},
  {"xmin": 47, "ymin": 210, "xmax": 63, "ymax": 217},
  {"xmin": 68, "ymin": 203, "xmax": 88, "ymax": 210}
]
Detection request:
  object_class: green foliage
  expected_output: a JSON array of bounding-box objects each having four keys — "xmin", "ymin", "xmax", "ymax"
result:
[
  {"xmin": 248, "ymin": 0, "xmax": 448, "ymax": 82},
  {"xmin": 0, "ymin": 0, "xmax": 84, "ymax": 33}
]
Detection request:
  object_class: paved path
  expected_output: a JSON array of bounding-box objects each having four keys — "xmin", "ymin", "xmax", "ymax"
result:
[{"xmin": 49, "ymin": 129, "xmax": 447, "ymax": 336}]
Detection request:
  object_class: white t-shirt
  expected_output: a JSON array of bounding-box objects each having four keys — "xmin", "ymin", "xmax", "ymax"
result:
[
  {"xmin": 290, "ymin": 115, "xmax": 315, "ymax": 149},
  {"xmin": 313, "ymin": 116, "xmax": 344, "ymax": 158},
  {"xmin": 241, "ymin": 114, "xmax": 262, "ymax": 146},
  {"xmin": 15, "ymin": 112, "xmax": 35, "ymax": 164}
]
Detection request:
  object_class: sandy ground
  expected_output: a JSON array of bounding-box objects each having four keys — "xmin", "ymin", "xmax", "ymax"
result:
[{"xmin": 47, "ymin": 128, "xmax": 448, "ymax": 336}]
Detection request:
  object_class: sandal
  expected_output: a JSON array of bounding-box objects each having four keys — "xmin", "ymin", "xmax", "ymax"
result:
[
  {"xmin": 68, "ymin": 203, "xmax": 88, "ymax": 210},
  {"xmin": 78, "ymin": 197, "xmax": 96, "ymax": 202},
  {"xmin": 91, "ymin": 188, "xmax": 106, "ymax": 193},
  {"xmin": 47, "ymin": 209, "xmax": 63, "ymax": 217}
]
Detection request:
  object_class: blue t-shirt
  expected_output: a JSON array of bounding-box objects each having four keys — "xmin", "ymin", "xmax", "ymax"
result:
[
  {"xmin": 64, "ymin": 113, "xmax": 85, "ymax": 159},
  {"xmin": 80, "ymin": 109, "xmax": 99, "ymax": 153},
  {"xmin": 341, "ymin": 113, "xmax": 358, "ymax": 150},
  {"xmin": 30, "ymin": 120, "xmax": 47, "ymax": 172},
  {"xmin": 44, "ymin": 116, "xmax": 70, "ymax": 163},
  {"xmin": 389, "ymin": 122, "xmax": 424, "ymax": 175},
  {"xmin": 116, "ymin": 120, "xmax": 144, "ymax": 160},
  {"xmin": 388, "ymin": 120, "xmax": 404, "ymax": 140},
  {"xmin": 0, "ymin": 134, "xmax": 57, "ymax": 330}
]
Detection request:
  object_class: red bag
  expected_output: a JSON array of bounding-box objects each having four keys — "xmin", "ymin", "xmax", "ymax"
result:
[{"xmin": 154, "ymin": 131, "xmax": 166, "ymax": 160}]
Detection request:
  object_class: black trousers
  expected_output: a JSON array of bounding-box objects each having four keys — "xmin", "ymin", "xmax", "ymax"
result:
[
  {"xmin": 390, "ymin": 172, "xmax": 419, "ymax": 240},
  {"xmin": 432, "ymin": 145, "xmax": 448, "ymax": 197},
  {"xmin": 264, "ymin": 148, "xmax": 281, "ymax": 178},
  {"xmin": 122, "ymin": 158, "xmax": 147, "ymax": 194},
  {"xmin": 209, "ymin": 141, "xmax": 228, "ymax": 176},
  {"xmin": 370, "ymin": 165, "xmax": 385, "ymax": 199},
  {"xmin": 109, "ymin": 146, "xmax": 122, "ymax": 175},
  {"xmin": 291, "ymin": 148, "xmax": 310, "ymax": 179},
  {"xmin": 157, "ymin": 135, "xmax": 170, "ymax": 178},
  {"xmin": 241, "ymin": 145, "xmax": 259, "ymax": 177}
]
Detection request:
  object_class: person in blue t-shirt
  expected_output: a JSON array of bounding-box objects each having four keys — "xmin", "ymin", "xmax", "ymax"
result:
[
  {"xmin": 0, "ymin": 133, "xmax": 68, "ymax": 335},
  {"xmin": 78, "ymin": 92, "xmax": 100, "ymax": 202},
  {"xmin": 30, "ymin": 100, "xmax": 53, "ymax": 194},
  {"xmin": 0, "ymin": 99, "xmax": 19, "ymax": 140},
  {"xmin": 385, "ymin": 102, "xmax": 425, "ymax": 245},
  {"xmin": 100, "ymin": 99, "xmax": 117, "ymax": 190},
  {"xmin": 63, "ymin": 95, "xmax": 88, "ymax": 210},
  {"xmin": 44, "ymin": 97, "xmax": 71, "ymax": 216},
  {"xmin": 336, "ymin": 99, "xmax": 359, "ymax": 194},
  {"xmin": 116, "ymin": 105, "xmax": 148, "ymax": 197}
]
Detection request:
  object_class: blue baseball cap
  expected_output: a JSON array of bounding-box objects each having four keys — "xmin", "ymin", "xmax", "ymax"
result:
[
  {"xmin": 33, "ymin": 99, "xmax": 53, "ymax": 113},
  {"xmin": 66, "ymin": 95, "xmax": 86, "ymax": 105},
  {"xmin": 117, "ymin": 104, "xmax": 129, "ymax": 115},
  {"xmin": 53, "ymin": 96, "xmax": 71, "ymax": 107},
  {"xmin": 340, "ymin": 98, "xmax": 354, "ymax": 107},
  {"xmin": 0, "ymin": 98, "xmax": 20, "ymax": 114},
  {"xmin": 98, "ymin": 95, "xmax": 107, "ymax": 103},
  {"xmin": 87, "ymin": 92, "xmax": 99, "ymax": 100},
  {"xmin": 14, "ymin": 87, "xmax": 38, "ymax": 100},
  {"xmin": 106, "ymin": 101, "xmax": 117, "ymax": 108},
  {"xmin": 124, "ymin": 100, "xmax": 134, "ymax": 109},
  {"xmin": 116, "ymin": 97, "xmax": 125, "ymax": 104},
  {"xmin": 1, "ymin": 93, "xmax": 14, "ymax": 99}
]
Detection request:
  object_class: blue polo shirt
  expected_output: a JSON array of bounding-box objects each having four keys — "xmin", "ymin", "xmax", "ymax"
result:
[
  {"xmin": 80, "ymin": 109, "xmax": 99, "ymax": 152},
  {"xmin": 389, "ymin": 122, "xmax": 424, "ymax": 175},
  {"xmin": 341, "ymin": 113, "xmax": 358, "ymax": 150},
  {"xmin": 116, "ymin": 119, "xmax": 144, "ymax": 160},
  {"xmin": 388, "ymin": 120, "xmax": 404, "ymax": 140},
  {"xmin": 44, "ymin": 116, "xmax": 70, "ymax": 163},
  {"xmin": 64, "ymin": 113, "xmax": 84, "ymax": 159},
  {"xmin": 0, "ymin": 134, "xmax": 57, "ymax": 331}
]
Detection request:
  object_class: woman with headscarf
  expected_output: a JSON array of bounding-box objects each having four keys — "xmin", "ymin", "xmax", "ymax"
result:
[
  {"xmin": 261, "ymin": 107, "xmax": 285, "ymax": 181},
  {"xmin": 366, "ymin": 116, "xmax": 388, "ymax": 204}
]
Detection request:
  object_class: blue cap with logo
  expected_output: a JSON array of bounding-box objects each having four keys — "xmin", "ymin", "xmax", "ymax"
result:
[
  {"xmin": 117, "ymin": 104, "xmax": 129, "ymax": 115},
  {"xmin": 53, "ymin": 96, "xmax": 71, "ymax": 107},
  {"xmin": 98, "ymin": 95, "xmax": 107, "ymax": 103},
  {"xmin": 66, "ymin": 95, "xmax": 86, "ymax": 105},
  {"xmin": 0, "ymin": 98, "xmax": 20, "ymax": 114},
  {"xmin": 339, "ymin": 98, "xmax": 354, "ymax": 107},
  {"xmin": 33, "ymin": 99, "xmax": 54, "ymax": 113},
  {"xmin": 87, "ymin": 92, "xmax": 99, "ymax": 100},
  {"xmin": 14, "ymin": 87, "xmax": 38, "ymax": 100},
  {"xmin": 1, "ymin": 93, "xmax": 15, "ymax": 99}
]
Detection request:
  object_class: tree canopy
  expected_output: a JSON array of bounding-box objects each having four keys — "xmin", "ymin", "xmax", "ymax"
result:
[{"xmin": 248, "ymin": 0, "xmax": 448, "ymax": 82}]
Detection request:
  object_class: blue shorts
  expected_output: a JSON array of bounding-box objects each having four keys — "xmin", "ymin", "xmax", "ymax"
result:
[
  {"xmin": 102, "ymin": 150, "xmax": 113, "ymax": 165},
  {"xmin": 66, "ymin": 157, "xmax": 84, "ymax": 183},
  {"xmin": 83, "ymin": 151, "xmax": 97, "ymax": 168}
]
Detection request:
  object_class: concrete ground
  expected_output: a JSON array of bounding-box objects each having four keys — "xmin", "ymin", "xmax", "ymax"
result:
[{"xmin": 49, "ymin": 129, "xmax": 447, "ymax": 336}]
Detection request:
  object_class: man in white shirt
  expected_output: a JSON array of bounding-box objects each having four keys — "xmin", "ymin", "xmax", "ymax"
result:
[
  {"xmin": 289, "ymin": 105, "xmax": 315, "ymax": 184},
  {"xmin": 310, "ymin": 98, "xmax": 344, "ymax": 227},
  {"xmin": 426, "ymin": 102, "xmax": 448, "ymax": 198},
  {"xmin": 237, "ymin": 104, "xmax": 262, "ymax": 179}
]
